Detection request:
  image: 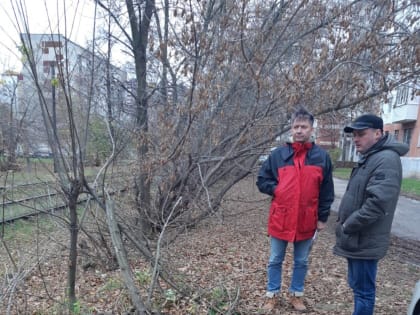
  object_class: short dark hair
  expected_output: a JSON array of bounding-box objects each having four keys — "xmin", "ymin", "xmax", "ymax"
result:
[{"xmin": 291, "ymin": 108, "xmax": 314, "ymax": 126}]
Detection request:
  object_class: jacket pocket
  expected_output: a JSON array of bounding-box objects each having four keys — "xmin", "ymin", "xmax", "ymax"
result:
[
  {"xmin": 336, "ymin": 224, "xmax": 359, "ymax": 251},
  {"xmin": 269, "ymin": 206, "xmax": 289, "ymax": 232}
]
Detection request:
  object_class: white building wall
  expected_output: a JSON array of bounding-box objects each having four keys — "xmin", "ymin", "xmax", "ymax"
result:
[
  {"xmin": 401, "ymin": 157, "xmax": 420, "ymax": 179},
  {"xmin": 18, "ymin": 33, "xmax": 127, "ymax": 152}
]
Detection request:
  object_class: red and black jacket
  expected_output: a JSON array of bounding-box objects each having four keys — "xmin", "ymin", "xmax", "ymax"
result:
[{"xmin": 257, "ymin": 142, "xmax": 334, "ymax": 242}]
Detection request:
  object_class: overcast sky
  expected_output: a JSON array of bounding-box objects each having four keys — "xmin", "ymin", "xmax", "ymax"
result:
[{"xmin": 0, "ymin": 0, "xmax": 96, "ymax": 72}]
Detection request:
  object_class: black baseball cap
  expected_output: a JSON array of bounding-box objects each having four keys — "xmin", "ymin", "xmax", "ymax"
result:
[{"xmin": 344, "ymin": 114, "xmax": 383, "ymax": 133}]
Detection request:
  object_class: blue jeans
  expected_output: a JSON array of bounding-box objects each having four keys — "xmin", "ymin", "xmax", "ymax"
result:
[
  {"xmin": 347, "ymin": 258, "xmax": 378, "ymax": 315},
  {"xmin": 267, "ymin": 236, "xmax": 313, "ymax": 295}
]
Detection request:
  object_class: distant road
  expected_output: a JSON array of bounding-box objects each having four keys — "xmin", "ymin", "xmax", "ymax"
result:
[{"xmin": 332, "ymin": 178, "xmax": 420, "ymax": 242}]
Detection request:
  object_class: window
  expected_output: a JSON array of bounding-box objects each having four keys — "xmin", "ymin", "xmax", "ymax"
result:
[
  {"xmin": 394, "ymin": 130, "xmax": 399, "ymax": 140},
  {"xmin": 403, "ymin": 128, "xmax": 412, "ymax": 146},
  {"xmin": 42, "ymin": 40, "xmax": 62, "ymax": 48},
  {"xmin": 395, "ymin": 87, "xmax": 409, "ymax": 105}
]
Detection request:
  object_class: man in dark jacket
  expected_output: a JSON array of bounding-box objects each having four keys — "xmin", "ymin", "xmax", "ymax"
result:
[
  {"xmin": 334, "ymin": 114, "xmax": 409, "ymax": 315},
  {"xmin": 257, "ymin": 108, "xmax": 334, "ymax": 311}
]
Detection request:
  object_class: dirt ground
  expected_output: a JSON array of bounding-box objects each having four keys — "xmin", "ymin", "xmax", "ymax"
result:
[
  {"xmin": 1, "ymin": 175, "xmax": 420, "ymax": 314},
  {"xmin": 167, "ymin": 176, "xmax": 420, "ymax": 314}
]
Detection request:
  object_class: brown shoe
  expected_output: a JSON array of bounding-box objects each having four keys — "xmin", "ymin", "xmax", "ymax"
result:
[
  {"xmin": 289, "ymin": 296, "xmax": 306, "ymax": 311},
  {"xmin": 262, "ymin": 296, "xmax": 277, "ymax": 311}
]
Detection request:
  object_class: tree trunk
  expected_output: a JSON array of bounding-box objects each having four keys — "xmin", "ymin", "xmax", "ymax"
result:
[
  {"xmin": 125, "ymin": 0, "xmax": 155, "ymax": 234},
  {"xmin": 67, "ymin": 184, "xmax": 80, "ymax": 312},
  {"xmin": 106, "ymin": 200, "xmax": 147, "ymax": 314}
]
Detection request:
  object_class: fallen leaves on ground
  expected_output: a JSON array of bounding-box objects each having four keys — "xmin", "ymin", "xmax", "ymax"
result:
[{"xmin": 1, "ymin": 176, "xmax": 419, "ymax": 314}]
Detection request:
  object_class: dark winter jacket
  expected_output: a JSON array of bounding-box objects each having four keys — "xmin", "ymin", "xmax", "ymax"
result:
[
  {"xmin": 256, "ymin": 142, "xmax": 334, "ymax": 242},
  {"xmin": 333, "ymin": 135, "xmax": 409, "ymax": 260}
]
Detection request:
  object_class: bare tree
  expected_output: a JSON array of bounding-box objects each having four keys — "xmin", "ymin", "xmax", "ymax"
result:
[
  {"xmin": 2, "ymin": 0, "xmax": 419, "ymax": 313},
  {"xmin": 113, "ymin": 0, "xmax": 419, "ymax": 230},
  {"xmin": 7, "ymin": 1, "xmax": 116, "ymax": 312},
  {"xmin": 89, "ymin": 0, "xmax": 419, "ymax": 310}
]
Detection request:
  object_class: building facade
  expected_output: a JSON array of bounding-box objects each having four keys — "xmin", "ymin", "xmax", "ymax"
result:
[
  {"xmin": 17, "ymin": 33, "xmax": 127, "ymax": 156},
  {"xmin": 382, "ymin": 84, "xmax": 420, "ymax": 158}
]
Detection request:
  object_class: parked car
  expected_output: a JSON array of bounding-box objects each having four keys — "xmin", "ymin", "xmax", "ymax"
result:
[
  {"xmin": 408, "ymin": 281, "xmax": 420, "ymax": 315},
  {"xmin": 31, "ymin": 144, "xmax": 53, "ymax": 158}
]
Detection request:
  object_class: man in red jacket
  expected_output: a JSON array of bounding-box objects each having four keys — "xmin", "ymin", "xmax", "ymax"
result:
[{"xmin": 257, "ymin": 108, "xmax": 334, "ymax": 312}]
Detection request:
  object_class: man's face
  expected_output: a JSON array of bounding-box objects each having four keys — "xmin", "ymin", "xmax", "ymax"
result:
[
  {"xmin": 291, "ymin": 118, "xmax": 313, "ymax": 143},
  {"xmin": 352, "ymin": 128, "xmax": 382, "ymax": 154}
]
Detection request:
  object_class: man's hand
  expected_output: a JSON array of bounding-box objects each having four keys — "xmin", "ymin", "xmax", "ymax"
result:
[{"xmin": 317, "ymin": 221, "xmax": 326, "ymax": 231}]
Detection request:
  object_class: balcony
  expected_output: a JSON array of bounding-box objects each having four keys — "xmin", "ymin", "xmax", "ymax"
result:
[{"xmin": 391, "ymin": 104, "xmax": 418, "ymax": 124}]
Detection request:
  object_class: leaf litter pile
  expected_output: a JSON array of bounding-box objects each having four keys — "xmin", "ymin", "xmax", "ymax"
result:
[{"xmin": 1, "ymin": 176, "xmax": 419, "ymax": 314}]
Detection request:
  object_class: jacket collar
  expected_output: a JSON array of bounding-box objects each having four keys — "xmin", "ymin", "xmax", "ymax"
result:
[
  {"xmin": 292, "ymin": 142, "xmax": 313, "ymax": 153},
  {"xmin": 283, "ymin": 142, "xmax": 314, "ymax": 160}
]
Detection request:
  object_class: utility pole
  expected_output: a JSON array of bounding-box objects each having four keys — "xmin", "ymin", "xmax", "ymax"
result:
[{"xmin": 51, "ymin": 63, "xmax": 58, "ymax": 173}]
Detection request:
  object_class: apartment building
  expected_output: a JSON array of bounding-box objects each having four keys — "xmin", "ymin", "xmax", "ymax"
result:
[
  {"xmin": 382, "ymin": 84, "xmax": 420, "ymax": 158},
  {"xmin": 17, "ymin": 33, "xmax": 127, "ymax": 154}
]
